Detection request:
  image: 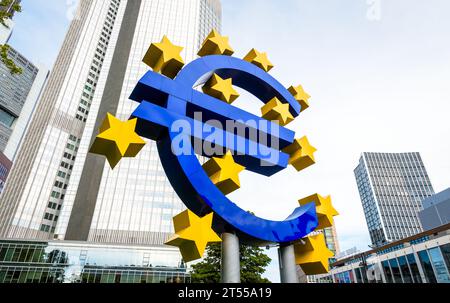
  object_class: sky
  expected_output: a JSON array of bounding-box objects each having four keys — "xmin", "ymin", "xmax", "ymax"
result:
[{"xmin": 8, "ymin": 0, "xmax": 450, "ymax": 282}]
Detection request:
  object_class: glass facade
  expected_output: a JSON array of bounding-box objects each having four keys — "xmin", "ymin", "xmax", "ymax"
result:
[
  {"xmin": 319, "ymin": 231, "xmax": 450, "ymax": 283},
  {"xmin": 389, "ymin": 258, "xmax": 402, "ymax": 283},
  {"xmin": 441, "ymin": 243, "xmax": 450, "ymax": 271},
  {"xmin": 428, "ymin": 247, "xmax": 450, "ymax": 283},
  {"xmin": 382, "ymin": 260, "xmax": 393, "ymax": 283},
  {"xmin": 397, "ymin": 256, "xmax": 412, "ymax": 283},
  {"xmin": 354, "ymin": 152, "xmax": 434, "ymax": 247},
  {"xmin": 0, "ymin": 240, "xmax": 189, "ymax": 283},
  {"xmin": 76, "ymin": 0, "xmax": 221, "ymax": 245},
  {"xmin": 406, "ymin": 253, "xmax": 422, "ymax": 283},
  {"xmin": 0, "ymin": 0, "xmax": 124, "ymax": 240},
  {"xmin": 0, "ymin": 0, "xmax": 222, "ymax": 250}
]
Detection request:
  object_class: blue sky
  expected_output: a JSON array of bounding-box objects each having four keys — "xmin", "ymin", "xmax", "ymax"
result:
[{"xmin": 8, "ymin": 0, "xmax": 450, "ymax": 282}]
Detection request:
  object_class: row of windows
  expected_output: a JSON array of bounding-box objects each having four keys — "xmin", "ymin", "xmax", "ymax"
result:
[
  {"xmin": 63, "ymin": 152, "xmax": 75, "ymax": 161},
  {"xmin": 50, "ymin": 191, "xmax": 65, "ymax": 200},
  {"xmin": 332, "ymin": 243, "xmax": 450, "ymax": 283},
  {"xmin": 39, "ymin": 224, "xmax": 55, "ymax": 233},
  {"xmin": 0, "ymin": 267, "xmax": 189, "ymax": 284},
  {"xmin": 47, "ymin": 202, "xmax": 62, "ymax": 211},
  {"xmin": 43, "ymin": 212, "xmax": 58, "ymax": 222},
  {"xmin": 80, "ymin": 270, "xmax": 189, "ymax": 284},
  {"xmin": 60, "ymin": 161, "xmax": 73, "ymax": 170},
  {"xmin": 54, "ymin": 181, "xmax": 67, "ymax": 190},
  {"xmin": 57, "ymin": 170, "xmax": 70, "ymax": 179}
]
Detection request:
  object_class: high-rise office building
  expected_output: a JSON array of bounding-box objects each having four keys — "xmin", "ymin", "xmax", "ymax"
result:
[
  {"xmin": 0, "ymin": 45, "xmax": 48, "ymax": 159},
  {"xmin": 354, "ymin": 152, "xmax": 435, "ymax": 247},
  {"xmin": 0, "ymin": 0, "xmax": 221, "ymax": 247}
]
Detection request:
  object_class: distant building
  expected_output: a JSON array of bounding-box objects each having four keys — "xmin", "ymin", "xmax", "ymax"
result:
[
  {"xmin": 0, "ymin": 45, "xmax": 48, "ymax": 155},
  {"xmin": 354, "ymin": 152, "xmax": 434, "ymax": 247},
  {"xmin": 312, "ymin": 223, "xmax": 450, "ymax": 283},
  {"xmin": 0, "ymin": 151, "xmax": 11, "ymax": 194},
  {"xmin": 419, "ymin": 188, "xmax": 450, "ymax": 231}
]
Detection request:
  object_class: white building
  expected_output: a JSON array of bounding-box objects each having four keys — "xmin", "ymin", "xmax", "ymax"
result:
[{"xmin": 0, "ymin": 0, "xmax": 221, "ymax": 253}]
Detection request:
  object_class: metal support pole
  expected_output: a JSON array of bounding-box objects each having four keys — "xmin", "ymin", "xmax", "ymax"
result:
[
  {"xmin": 279, "ymin": 243, "xmax": 299, "ymax": 283},
  {"xmin": 221, "ymin": 232, "xmax": 240, "ymax": 283}
]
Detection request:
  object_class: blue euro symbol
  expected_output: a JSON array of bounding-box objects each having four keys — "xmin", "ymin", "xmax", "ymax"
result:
[{"xmin": 129, "ymin": 55, "xmax": 318, "ymax": 245}]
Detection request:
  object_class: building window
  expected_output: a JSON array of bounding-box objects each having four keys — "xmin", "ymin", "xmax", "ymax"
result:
[
  {"xmin": 397, "ymin": 256, "xmax": 413, "ymax": 283},
  {"xmin": 388, "ymin": 258, "xmax": 402, "ymax": 283},
  {"xmin": 417, "ymin": 250, "xmax": 437, "ymax": 283},
  {"xmin": 406, "ymin": 254, "xmax": 422, "ymax": 283},
  {"xmin": 0, "ymin": 108, "xmax": 15, "ymax": 127},
  {"xmin": 428, "ymin": 247, "xmax": 450, "ymax": 283},
  {"xmin": 440, "ymin": 244, "xmax": 450, "ymax": 274},
  {"xmin": 381, "ymin": 260, "xmax": 393, "ymax": 283}
]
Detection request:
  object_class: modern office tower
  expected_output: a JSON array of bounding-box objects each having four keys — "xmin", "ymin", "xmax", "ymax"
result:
[
  {"xmin": 3, "ymin": 62, "xmax": 48, "ymax": 162},
  {"xmin": 419, "ymin": 188, "xmax": 450, "ymax": 231},
  {"xmin": 0, "ymin": 0, "xmax": 221, "ymax": 246},
  {"xmin": 354, "ymin": 152, "xmax": 435, "ymax": 247},
  {"xmin": 0, "ymin": 45, "xmax": 48, "ymax": 154}
]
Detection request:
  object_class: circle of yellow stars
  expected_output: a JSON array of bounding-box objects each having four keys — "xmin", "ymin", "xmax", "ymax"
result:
[{"xmin": 89, "ymin": 30, "xmax": 337, "ymax": 273}]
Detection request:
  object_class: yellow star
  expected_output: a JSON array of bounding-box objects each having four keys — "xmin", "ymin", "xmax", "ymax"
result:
[
  {"xmin": 198, "ymin": 29, "xmax": 234, "ymax": 56},
  {"xmin": 299, "ymin": 194, "xmax": 339, "ymax": 229},
  {"xmin": 243, "ymin": 48, "xmax": 274, "ymax": 72},
  {"xmin": 202, "ymin": 73, "xmax": 240, "ymax": 104},
  {"xmin": 294, "ymin": 233, "xmax": 334, "ymax": 275},
  {"xmin": 89, "ymin": 113, "xmax": 146, "ymax": 169},
  {"xmin": 165, "ymin": 210, "xmax": 221, "ymax": 262},
  {"xmin": 282, "ymin": 136, "xmax": 317, "ymax": 171},
  {"xmin": 202, "ymin": 151, "xmax": 245, "ymax": 195},
  {"xmin": 142, "ymin": 35, "xmax": 184, "ymax": 79},
  {"xmin": 261, "ymin": 97, "xmax": 294, "ymax": 126},
  {"xmin": 288, "ymin": 85, "xmax": 311, "ymax": 112}
]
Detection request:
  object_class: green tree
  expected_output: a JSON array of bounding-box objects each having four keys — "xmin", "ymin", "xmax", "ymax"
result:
[
  {"xmin": 0, "ymin": 0, "xmax": 22, "ymax": 75},
  {"xmin": 190, "ymin": 243, "xmax": 272, "ymax": 283}
]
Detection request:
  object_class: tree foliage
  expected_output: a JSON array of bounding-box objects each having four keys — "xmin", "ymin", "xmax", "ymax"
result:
[
  {"xmin": 0, "ymin": 0, "xmax": 22, "ymax": 75},
  {"xmin": 190, "ymin": 243, "xmax": 272, "ymax": 283}
]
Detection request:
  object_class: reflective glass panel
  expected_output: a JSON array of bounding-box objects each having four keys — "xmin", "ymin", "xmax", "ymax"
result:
[
  {"xmin": 417, "ymin": 250, "xmax": 437, "ymax": 283},
  {"xmin": 428, "ymin": 247, "xmax": 450, "ymax": 283}
]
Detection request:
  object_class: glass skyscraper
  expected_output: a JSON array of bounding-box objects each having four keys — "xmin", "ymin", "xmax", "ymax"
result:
[
  {"xmin": 354, "ymin": 152, "xmax": 435, "ymax": 247},
  {"xmin": 0, "ymin": 0, "xmax": 221, "ymax": 252}
]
